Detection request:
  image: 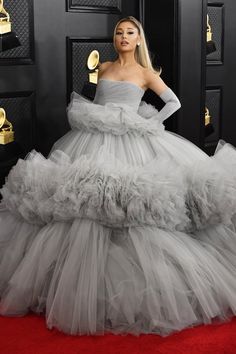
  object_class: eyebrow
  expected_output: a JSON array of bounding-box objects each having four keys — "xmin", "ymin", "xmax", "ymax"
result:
[{"xmin": 116, "ymin": 27, "xmax": 136, "ymax": 30}]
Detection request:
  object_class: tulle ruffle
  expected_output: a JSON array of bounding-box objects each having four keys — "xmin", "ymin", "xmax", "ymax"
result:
[
  {"xmin": 67, "ymin": 92, "xmax": 165, "ymax": 136},
  {"xmin": 1, "ymin": 141, "xmax": 236, "ymax": 233},
  {"xmin": 0, "ymin": 148, "xmax": 189, "ymax": 230},
  {"xmin": 1, "ymin": 215, "xmax": 236, "ymax": 335}
]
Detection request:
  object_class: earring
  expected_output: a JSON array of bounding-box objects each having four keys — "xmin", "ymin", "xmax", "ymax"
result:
[{"xmin": 137, "ymin": 43, "xmax": 140, "ymax": 47}]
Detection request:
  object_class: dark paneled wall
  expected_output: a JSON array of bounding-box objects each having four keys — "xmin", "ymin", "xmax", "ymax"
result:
[
  {"xmin": 67, "ymin": 38, "xmax": 117, "ymax": 98},
  {"xmin": 143, "ymin": 0, "xmax": 206, "ymax": 146},
  {"xmin": 206, "ymin": 0, "xmax": 236, "ymax": 154},
  {"xmin": 177, "ymin": 0, "xmax": 206, "ymax": 147},
  {"xmin": 67, "ymin": 0, "xmax": 122, "ymax": 13},
  {"xmin": 143, "ymin": 0, "xmax": 236, "ymax": 153},
  {"xmin": 143, "ymin": 0, "xmax": 179, "ymax": 133},
  {"xmin": 0, "ymin": 92, "xmax": 35, "ymax": 152},
  {"xmin": 0, "ymin": 0, "xmax": 34, "ymax": 64},
  {"xmin": 0, "ymin": 0, "xmax": 35, "ymax": 156}
]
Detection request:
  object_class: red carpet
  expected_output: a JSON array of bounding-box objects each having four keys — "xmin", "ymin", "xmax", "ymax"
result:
[{"xmin": 0, "ymin": 315, "xmax": 236, "ymax": 354}]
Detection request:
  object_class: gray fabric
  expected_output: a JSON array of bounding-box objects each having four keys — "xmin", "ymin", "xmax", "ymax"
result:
[{"xmin": 93, "ymin": 79, "xmax": 144, "ymax": 111}]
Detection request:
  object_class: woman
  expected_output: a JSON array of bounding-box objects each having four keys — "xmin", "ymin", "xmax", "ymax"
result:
[{"xmin": 1, "ymin": 16, "xmax": 236, "ymax": 336}]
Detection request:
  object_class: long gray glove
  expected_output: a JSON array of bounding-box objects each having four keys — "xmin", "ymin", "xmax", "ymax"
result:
[{"xmin": 156, "ymin": 87, "xmax": 181, "ymax": 123}]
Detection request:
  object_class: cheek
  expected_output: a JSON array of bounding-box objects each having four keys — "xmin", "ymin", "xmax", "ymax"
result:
[
  {"xmin": 114, "ymin": 37, "xmax": 119, "ymax": 48},
  {"xmin": 130, "ymin": 36, "xmax": 138, "ymax": 45},
  {"xmin": 131, "ymin": 34, "xmax": 139, "ymax": 43},
  {"xmin": 114, "ymin": 36, "xmax": 121, "ymax": 45}
]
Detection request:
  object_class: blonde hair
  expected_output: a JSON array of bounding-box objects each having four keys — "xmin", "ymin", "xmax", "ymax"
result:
[{"xmin": 113, "ymin": 16, "xmax": 160, "ymax": 75}]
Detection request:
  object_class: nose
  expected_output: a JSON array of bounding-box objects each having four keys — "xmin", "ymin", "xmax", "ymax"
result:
[{"xmin": 122, "ymin": 32, "xmax": 127, "ymax": 39}]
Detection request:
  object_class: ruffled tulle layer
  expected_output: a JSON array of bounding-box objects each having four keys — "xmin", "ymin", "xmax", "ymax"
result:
[
  {"xmin": 1, "ymin": 141, "xmax": 236, "ymax": 232},
  {"xmin": 1, "ymin": 208, "xmax": 236, "ymax": 335},
  {"xmin": 68, "ymin": 92, "xmax": 166, "ymax": 137}
]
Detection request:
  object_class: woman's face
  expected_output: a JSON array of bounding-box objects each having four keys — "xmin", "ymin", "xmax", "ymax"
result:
[{"xmin": 114, "ymin": 21, "xmax": 140, "ymax": 53}]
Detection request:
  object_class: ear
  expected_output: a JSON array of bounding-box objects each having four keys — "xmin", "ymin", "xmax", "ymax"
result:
[{"xmin": 137, "ymin": 34, "xmax": 141, "ymax": 46}]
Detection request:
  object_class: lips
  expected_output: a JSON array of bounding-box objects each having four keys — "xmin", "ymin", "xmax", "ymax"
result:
[{"xmin": 121, "ymin": 41, "xmax": 129, "ymax": 45}]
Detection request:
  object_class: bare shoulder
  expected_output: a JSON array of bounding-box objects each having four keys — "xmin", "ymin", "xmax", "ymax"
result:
[
  {"xmin": 98, "ymin": 61, "xmax": 113, "ymax": 71},
  {"xmin": 98, "ymin": 61, "xmax": 113, "ymax": 79},
  {"xmin": 143, "ymin": 68, "xmax": 168, "ymax": 95}
]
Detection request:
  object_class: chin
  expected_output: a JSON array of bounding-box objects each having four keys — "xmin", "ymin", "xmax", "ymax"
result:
[{"xmin": 117, "ymin": 46, "xmax": 133, "ymax": 53}]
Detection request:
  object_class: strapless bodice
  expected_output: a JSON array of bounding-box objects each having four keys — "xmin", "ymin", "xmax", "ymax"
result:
[{"xmin": 93, "ymin": 79, "xmax": 145, "ymax": 111}]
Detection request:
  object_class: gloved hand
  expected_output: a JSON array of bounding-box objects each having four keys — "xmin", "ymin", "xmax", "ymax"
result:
[{"xmin": 155, "ymin": 87, "xmax": 181, "ymax": 123}]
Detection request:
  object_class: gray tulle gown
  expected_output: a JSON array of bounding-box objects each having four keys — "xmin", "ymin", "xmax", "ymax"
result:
[{"xmin": 1, "ymin": 79, "xmax": 236, "ymax": 336}]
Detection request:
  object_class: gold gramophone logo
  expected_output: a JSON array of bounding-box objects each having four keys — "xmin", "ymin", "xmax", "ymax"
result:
[
  {"xmin": 0, "ymin": 0, "xmax": 11, "ymax": 35},
  {"xmin": 207, "ymin": 14, "xmax": 213, "ymax": 43},
  {"xmin": 205, "ymin": 107, "xmax": 211, "ymax": 126},
  {"xmin": 87, "ymin": 50, "xmax": 100, "ymax": 84},
  {"xmin": 206, "ymin": 13, "xmax": 216, "ymax": 55},
  {"xmin": 0, "ymin": 107, "xmax": 14, "ymax": 144},
  {"xmin": 0, "ymin": 0, "xmax": 21, "ymax": 52}
]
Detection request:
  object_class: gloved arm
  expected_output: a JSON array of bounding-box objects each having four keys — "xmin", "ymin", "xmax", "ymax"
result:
[{"xmin": 156, "ymin": 87, "xmax": 181, "ymax": 123}]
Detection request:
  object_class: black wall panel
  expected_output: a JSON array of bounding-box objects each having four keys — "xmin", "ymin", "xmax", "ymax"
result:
[
  {"xmin": 67, "ymin": 0, "xmax": 122, "ymax": 13},
  {"xmin": 142, "ymin": 0, "xmax": 179, "ymax": 133},
  {"xmin": 0, "ymin": 0, "xmax": 34, "ymax": 64},
  {"xmin": 67, "ymin": 38, "xmax": 117, "ymax": 96},
  {"xmin": 0, "ymin": 0, "xmax": 36, "ymax": 189},
  {"xmin": 205, "ymin": 88, "xmax": 222, "ymax": 145},
  {"xmin": 0, "ymin": 92, "xmax": 36, "ymax": 153},
  {"xmin": 207, "ymin": 4, "xmax": 224, "ymax": 64},
  {"xmin": 205, "ymin": 0, "xmax": 236, "ymax": 154}
]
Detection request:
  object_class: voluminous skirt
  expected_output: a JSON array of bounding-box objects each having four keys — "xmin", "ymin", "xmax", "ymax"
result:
[{"xmin": 1, "ymin": 92, "xmax": 236, "ymax": 335}]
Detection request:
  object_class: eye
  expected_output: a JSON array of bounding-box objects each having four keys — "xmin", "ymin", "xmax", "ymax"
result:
[
  {"xmin": 116, "ymin": 31, "xmax": 122, "ymax": 35},
  {"xmin": 127, "ymin": 31, "xmax": 135, "ymax": 35}
]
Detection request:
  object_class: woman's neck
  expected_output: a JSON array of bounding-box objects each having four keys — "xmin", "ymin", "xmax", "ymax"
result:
[{"xmin": 117, "ymin": 53, "xmax": 137, "ymax": 67}]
